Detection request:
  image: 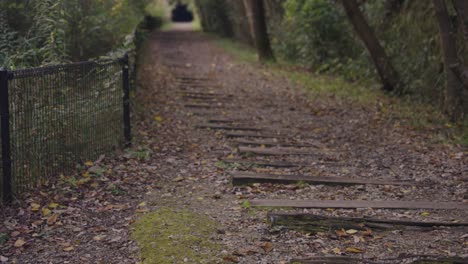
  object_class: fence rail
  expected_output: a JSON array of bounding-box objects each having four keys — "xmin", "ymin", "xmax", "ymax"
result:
[{"xmin": 0, "ymin": 56, "xmax": 131, "ymax": 203}]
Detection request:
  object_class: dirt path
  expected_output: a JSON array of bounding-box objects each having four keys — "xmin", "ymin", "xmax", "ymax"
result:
[{"xmin": 1, "ymin": 28, "xmax": 467, "ymax": 263}]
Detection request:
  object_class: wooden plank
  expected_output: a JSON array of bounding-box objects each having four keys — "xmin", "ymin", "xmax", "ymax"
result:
[
  {"xmin": 184, "ymin": 104, "xmax": 222, "ymax": 109},
  {"xmin": 232, "ymin": 139, "xmax": 322, "ymax": 148},
  {"xmin": 195, "ymin": 124, "xmax": 262, "ymax": 131},
  {"xmin": 207, "ymin": 118, "xmax": 235, "ymax": 124},
  {"xmin": 182, "ymin": 96, "xmax": 230, "ymax": 102},
  {"xmin": 225, "ymin": 131, "xmax": 291, "ymax": 139},
  {"xmin": 178, "ymin": 91, "xmax": 227, "ymax": 97},
  {"xmin": 250, "ymin": 199, "xmax": 468, "ymax": 210},
  {"xmin": 290, "ymin": 256, "xmax": 359, "ymax": 264},
  {"xmin": 231, "ymin": 172, "xmax": 412, "ymax": 186},
  {"xmin": 238, "ymin": 146, "xmax": 317, "ymax": 156},
  {"xmin": 291, "ymin": 256, "xmax": 468, "ymax": 264},
  {"xmin": 175, "ymin": 76, "xmax": 211, "ymax": 81},
  {"xmin": 222, "ymin": 159, "xmax": 307, "ymax": 168},
  {"xmin": 268, "ymin": 212, "xmax": 468, "ymax": 233}
]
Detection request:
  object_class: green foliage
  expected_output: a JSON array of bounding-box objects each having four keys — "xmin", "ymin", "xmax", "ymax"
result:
[
  {"xmin": 1, "ymin": 0, "xmax": 163, "ymax": 68},
  {"xmin": 269, "ymin": 0, "xmax": 466, "ymax": 106},
  {"xmin": 194, "ymin": 0, "xmax": 233, "ymax": 37},
  {"xmin": 270, "ymin": 0, "xmax": 371, "ymax": 81}
]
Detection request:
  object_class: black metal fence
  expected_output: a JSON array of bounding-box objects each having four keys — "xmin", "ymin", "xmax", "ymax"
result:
[{"xmin": 0, "ymin": 56, "xmax": 131, "ymax": 203}]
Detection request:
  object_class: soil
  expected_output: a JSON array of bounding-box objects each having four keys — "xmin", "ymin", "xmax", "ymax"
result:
[{"xmin": 1, "ymin": 25, "xmax": 467, "ymax": 263}]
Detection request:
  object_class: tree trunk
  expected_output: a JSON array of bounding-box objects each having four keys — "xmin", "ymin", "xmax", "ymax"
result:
[
  {"xmin": 341, "ymin": 0, "xmax": 400, "ymax": 92},
  {"xmin": 243, "ymin": 0, "xmax": 275, "ymax": 61},
  {"xmin": 433, "ymin": 0, "xmax": 464, "ymax": 120},
  {"xmin": 453, "ymin": 0, "xmax": 468, "ymax": 40},
  {"xmin": 194, "ymin": 0, "xmax": 209, "ymax": 32}
]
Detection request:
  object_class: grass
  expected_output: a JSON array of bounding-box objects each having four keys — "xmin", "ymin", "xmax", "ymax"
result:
[
  {"xmin": 213, "ymin": 37, "xmax": 468, "ymax": 147},
  {"xmin": 132, "ymin": 208, "xmax": 220, "ymax": 264}
]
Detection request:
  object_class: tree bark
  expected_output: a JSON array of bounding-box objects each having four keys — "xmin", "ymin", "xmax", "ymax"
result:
[
  {"xmin": 433, "ymin": 0, "xmax": 464, "ymax": 120},
  {"xmin": 452, "ymin": 0, "xmax": 468, "ymax": 40},
  {"xmin": 341, "ymin": 0, "xmax": 400, "ymax": 92},
  {"xmin": 243, "ymin": 0, "xmax": 275, "ymax": 61}
]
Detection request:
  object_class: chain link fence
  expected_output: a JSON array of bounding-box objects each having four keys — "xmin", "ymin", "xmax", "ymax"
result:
[{"xmin": 0, "ymin": 56, "xmax": 131, "ymax": 203}]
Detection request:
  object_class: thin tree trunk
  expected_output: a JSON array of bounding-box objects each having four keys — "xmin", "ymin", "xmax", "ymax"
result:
[
  {"xmin": 243, "ymin": 0, "xmax": 275, "ymax": 61},
  {"xmin": 194, "ymin": 0, "xmax": 208, "ymax": 32},
  {"xmin": 433, "ymin": 0, "xmax": 464, "ymax": 120},
  {"xmin": 452, "ymin": 0, "xmax": 468, "ymax": 40},
  {"xmin": 341, "ymin": 0, "xmax": 399, "ymax": 92}
]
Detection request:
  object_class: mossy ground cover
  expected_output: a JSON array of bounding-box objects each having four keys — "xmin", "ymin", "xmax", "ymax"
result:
[{"xmin": 132, "ymin": 208, "xmax": 220, "ymax": 264}]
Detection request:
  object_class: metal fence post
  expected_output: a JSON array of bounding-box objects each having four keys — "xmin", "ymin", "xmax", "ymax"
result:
[
  {"xmin": 0, "ymin": 68, "xmax": 12, "ymax": 204},
  {"xmin": 122, "ymin": 54, "xmax": 132, "ymax": 147}
]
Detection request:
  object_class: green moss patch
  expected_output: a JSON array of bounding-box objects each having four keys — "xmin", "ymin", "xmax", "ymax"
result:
[{"xmin": 132, "ymin": 208, "xmax": 220, "ymax": 264}]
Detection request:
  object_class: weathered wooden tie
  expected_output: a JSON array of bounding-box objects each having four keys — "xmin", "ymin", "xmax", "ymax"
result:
[
  {"xmin": 238, "ymin": 146, "xmax": 318, "ymax": 156},
  {"xmin": 225, "ymin": 131, "xmax": 293, "ymax": 139},
  {"xmin": 184, "ymin": 104, "xmax": 223, "ymax": 109},
  {"xmin": 222, "ymin": 158, "xmax": 308, "ymax": 168},
  {"xmin": 250, "ymin": 199, "xmax": 468, "ymax": 210},
  {"xmin": 232, "ymin": 138, "xmax": 322, "ymax": 148},
  {"xmin": 231, "ymin": 172, "xmax": 412, "ymax": 186},
  {"xmin": 268, "ymin": 212, "xmax": 468, "ymax": 233},
  {"xmin": 290, "ymin": 255, "xmax": 468, "ymax": 264},
  {"xmin": 195, "ymin": 124, "xmax": 262, "ymax": 131}
]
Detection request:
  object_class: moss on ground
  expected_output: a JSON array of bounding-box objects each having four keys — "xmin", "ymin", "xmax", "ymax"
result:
[{"xmin": 132, "ymin": 208, "xmax": 220, "ymax": 264}]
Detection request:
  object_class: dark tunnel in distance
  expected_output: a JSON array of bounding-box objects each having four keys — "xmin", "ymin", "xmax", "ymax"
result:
[{"xmin": 171, "ymin": 3, "xmax": 194, "ymax": 22}]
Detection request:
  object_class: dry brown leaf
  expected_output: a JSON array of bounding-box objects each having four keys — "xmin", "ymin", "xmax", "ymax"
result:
[
  {"xmin": 362, "ymin": 229, "xmax": 373, "ymax": 236},
  {"xmin": 260, "ymin": 242, "xmax": 273, "ymax": 253},
  {"xmin": 30, "ymin": 203, "xmax": 40, "ymax": 212},
  {"xmin": 47, "ymin": 213, "xmax": 59, "ymax": 225},
  {"xmin": 173, "ymin": 176, "xmax": 184, "ymax": 182},
  {"xmin": 222, "ymin": 255, "xmax": 238, "ymax": 263},
  {"xmin": 63, "ymin": 246, "xmax": 75, "ymax": 252},
  {"xmin": 335, "ymin": 229, "xmax": 348, "ymax": 237},
  {"xmin": 14, "ymin": 239, "xmax": 26, "ymax": 248},
  {"xmin": 332, "ymin": 247, "xmax": 341, "ymax": 254},
  {"xmin": 346, "ymin": 247, "xmax": 364, "ymax": 253}
]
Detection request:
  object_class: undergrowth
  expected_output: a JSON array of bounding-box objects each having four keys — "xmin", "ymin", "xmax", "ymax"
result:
[{"xmin": 214, "ymin": 37, "xmax": 468, "ymax": 147}]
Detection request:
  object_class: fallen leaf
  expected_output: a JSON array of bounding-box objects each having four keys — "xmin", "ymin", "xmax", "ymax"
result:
[
  {"xmin": 362, "ymin": 229, "xmax": 373, "ymax": 236},
  {"xmin": 84, "ymin": 161, "xmax": 94, "ymax": 166},
  {"xmin": 93, "ymin": 235, "xmax": 106, "ymax": 241},
  {"xmin": 346, "ymin": 247, "xmax": 364, "ymax": 253},
  {"xmin": 14, "ymin": 239, "xmax": 26, "ymax": 248},
  {"xmin": 138, "ymin": 202, "xmax": 146, "ymax": 207},
  {"xmin": 421, "ymin": 212, "xmax": 430, "ymax": 216},
  {"xmin": 346, "ymin": 229, "xmax": 359, "ymax": 234},
  {"xmin": 30, "ymin": 203, "xmax": 40, "ymax": 212},
  {"xmin": 0, "ymin": 256, "xmax": 8, "ymax": 263},
  {"xmin": 154, "ymin": 116, "xmax": 163, "ymax": 123},
  {"xmin": 332, "ymin": 247, "xmax": 341, "ymax": 254},
  {"xmin": 335, "ymin": 229, "xmax": 348, "ymax": 237},
  {"xmin": 42, "ymin": 208, "xmax": 51, "ymax": 217},
  {"xmin": 48, "ymin": 203, "xmax": 59, "ymax": 209},
  {"xmin": 63, "ymin": 246, "xmax": 75, "ymax": 252},
  {"xmin": 222, "ymin": 255, "xmax": 238, "ymax": 263},
  {"xmin": 260, "ymin": 242, "xmax": 273, "ymax": 253},
  {"xmin": 173, "ymin": 176, "xmax": 184, "ymax": 182},
  {"xmin": 47, "ymin": 214, "xmax": 59, "ymax": 225}
]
